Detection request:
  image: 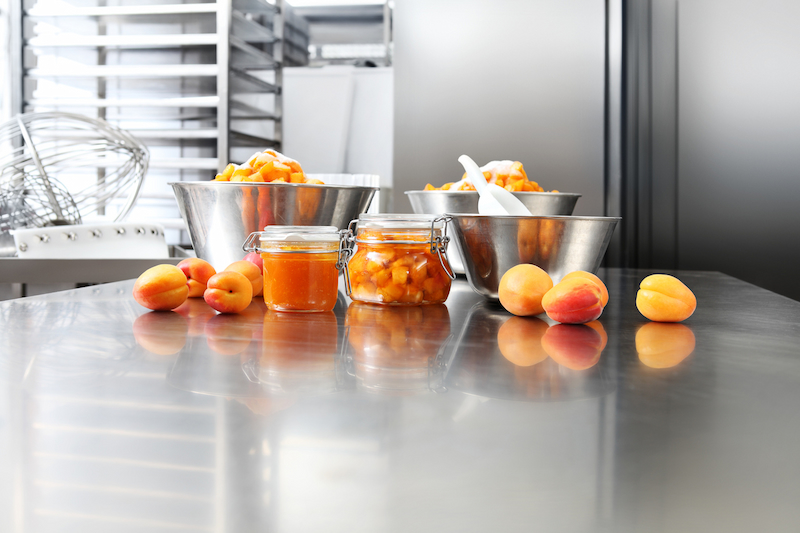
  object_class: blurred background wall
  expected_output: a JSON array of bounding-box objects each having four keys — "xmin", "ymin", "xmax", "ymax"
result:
[
  {"xmin": 392, "ymin": 0, "xmax": 606, "ymax": 216},
  {"xmin": 393, "ymin": 0, "xmax": 800, "ymax": 300},
  {"xmin": 677, "ymin": 0, "xmax": 800, "ymax": 300}
]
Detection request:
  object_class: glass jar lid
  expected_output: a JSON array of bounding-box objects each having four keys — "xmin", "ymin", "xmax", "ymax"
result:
[
  {"xmin": 356, "ymin": 214, "xmax": 445, "ymax": 230},
  {"xmin": 259, "ymin": 225, "xmax": 340, "ymax": 242}
]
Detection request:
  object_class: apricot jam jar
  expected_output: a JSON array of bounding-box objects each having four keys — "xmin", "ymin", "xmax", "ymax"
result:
[
  {"xmin": 243, "ymin": 226, "xmax": 348, "ymax": 313},
  {"xmin": 344, "ymin": 214, "xmax": 455, "ymax": 305}
]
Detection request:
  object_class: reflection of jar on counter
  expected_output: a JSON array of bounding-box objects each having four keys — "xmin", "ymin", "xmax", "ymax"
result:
[
  {"xmin": 345, "ymin": 214, "xmax": 454, "ymax": 305},
  {"xmin": 345, "ymin": 303, "xmax": 451, "ymax": 393},
  {"xmin": 255, "ymin": 310, "xmax": 341, "ymax": 394},
  {"xmin": 244, "ymin": 226, "xmax": 348, "ymax": 313}
]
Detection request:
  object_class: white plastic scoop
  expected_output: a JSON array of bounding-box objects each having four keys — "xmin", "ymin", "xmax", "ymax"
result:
[{"xmin": 458, "ymin": 155, "xmax": 532, "ymax": 216}]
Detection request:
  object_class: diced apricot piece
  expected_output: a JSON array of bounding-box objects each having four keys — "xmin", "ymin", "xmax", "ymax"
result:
[
  {"xmin": 289, "ymin": 172, "xmax": 305, "ymax": 183},
  {"xmin": 562, "ymin": 271, "xmax": 609, "ymax": 307},
  {"xmin": 498, "ymin": 264, "xmax": 553, "ymax": 316},
  {"xmin": 232, "ymin": 167, "xmax": 253, "ymax": 179},
  {"xmin": 391, "ymin": 266, "xmax": 409, "ymax": 285},
  {"xmin": 221, "ymin": 163, "xmax": 236, "ymax": 179},
  {"xmin": 258, "ymin": 161, "xmax": 275, "ymax": 179},
  {"xmin": 541, "ymin": 278, "xmax": 603, "ymax": 324},
  {"xmin": 636, "ymin": 274, "xmax": 696, "ymax": 322}
]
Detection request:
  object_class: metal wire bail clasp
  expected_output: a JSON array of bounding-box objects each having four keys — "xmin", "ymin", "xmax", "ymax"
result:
[
  {"xmin": 432, "ymin": 215, "xmax": 456, "ymax": 280},
  {"xmin": 338, "ymin": 222, "xmax": 358, "ymax": 296},
  {"xmin": 242, "ymin": 232, "xmax": 262, "ymax": 254}
]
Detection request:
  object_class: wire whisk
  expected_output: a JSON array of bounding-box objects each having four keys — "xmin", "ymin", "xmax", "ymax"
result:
[{"xmin": 0, "ymin": 111, "xmax": 149, "ymax": 252}]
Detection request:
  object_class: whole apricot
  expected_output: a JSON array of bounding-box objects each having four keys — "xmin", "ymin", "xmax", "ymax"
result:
[
  {"xmin": 177, "ymin": 258, "xmax": 216, "ymax": 298},
  {"xmin": 225, "ymin": 260, "xmax": 263, "ymax": 297},
  {"xmin": 636, "ymin": 274, "xmax": 696, "ymax": 322},
  {"xmin": 562, "ymin": 271, "xmax": 609, "ymax": 307},
  {"xmin": 497, "ymin": 316, "xmax": 550, "ymax": 367},
  {"xmin": 636, "ymin": 322, "xmax": 696, "ymax": 368},
  {"xmin": 541, "ymin": 278, "xmax": 603, "ymax": 324},
  {"xmin": 133, "ymin": 264, "xmax": 189, "ymax": 311},
  {"xmin": 498, "ymin": 264, "xmax": 553, "ymax": 316},
  {"xmin": 204, "ymin": 271, "xmax": 253, "ymax": 314},
  {"xmin": 243, "ymin": 252, "xmax": 264, "ymax": 272},
  {"xmin": 541, "ymin": 324, "xmax": 604, "ymax": 370}
]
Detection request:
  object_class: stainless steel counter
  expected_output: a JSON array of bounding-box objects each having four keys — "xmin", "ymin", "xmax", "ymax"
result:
[{"xmin": 1, "ymin": 269, "xmax": 799, "ymax": 532}]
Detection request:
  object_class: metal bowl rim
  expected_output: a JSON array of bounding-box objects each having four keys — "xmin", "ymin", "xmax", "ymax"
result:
[
  {"xmin": 446, "ymin": 214, "xmax": 621, "ymax": 222},
  {"xmin": 405, "ymin": 190, "xmax": 581, "ymax": 198},
  {"xmin": 170, "ymin": 181, "xmax": 378, "ymax": 192}
]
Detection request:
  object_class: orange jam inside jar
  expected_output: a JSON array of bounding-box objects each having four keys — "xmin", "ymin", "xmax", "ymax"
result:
[
  {"xmin": 245, "ymin": 226, "xmax": 343, "ymax": 313},
  {"xmin": 346, "ymin": 214, "xmax": 454, "ymax": 305}
]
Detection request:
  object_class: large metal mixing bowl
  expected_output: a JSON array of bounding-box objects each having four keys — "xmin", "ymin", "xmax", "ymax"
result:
[
  {"xmin": 448, "ymin": 214, "xmax": 620, "ymax": 300},
  {"xmin": 406, "ymin": 190, "xmax": 581, "ymax": 273},
  {"xmin": 171, "ymin": 181, "xmax": 376, "ymax": 270}
]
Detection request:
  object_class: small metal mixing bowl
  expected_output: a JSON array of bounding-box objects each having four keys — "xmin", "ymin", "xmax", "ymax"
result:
[
  {"xmin": 405, "ymin": 190, "xmax": 581, "ymax": 217},
  {"xmin": 171, "ymin": 181, "xmax": 376, "ymax": 270},
  {"xmin": 447, "ymin": 214, "xmax": 620, "ymax": 300},
  {"xmin": 405, "ymin": 190, "xmax": 581, "ymax": 274}
]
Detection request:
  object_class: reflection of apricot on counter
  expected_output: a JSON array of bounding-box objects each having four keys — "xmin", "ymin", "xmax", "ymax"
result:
[
  {"xmin": 584, "ymin": 320, "xmax": 608, "ymax": 351},
  {"xmin": 636, "ymin": 322, "xmax": 696, "ymax": 368},
  {"xmin": 205, "ymin": 314, "xmax": 252, "ymax": 356},
  {"xmin": 542, "ymin": 324, "xmax": 604, "ymax": 370},
  {"xmin": 240, "ymin": 299, "xmax": 268, "ymax": 339},
  {"xmin": 133, "ymin": 311, "xmax": 188, "ymax": 356},
  {"xmin": 174, "ymin": 298, "xmax": 217, "ymax": 336},
  {"xmin": 235, "ymin": 396, "xmax": 297, "ymax": 417},
  {"xmin": 497, "ymin": 316, "xmax": 549, "ymax": 367}
]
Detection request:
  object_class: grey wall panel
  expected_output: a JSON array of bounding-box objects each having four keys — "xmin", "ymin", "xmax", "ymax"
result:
[
  {"xmin": 393, "ymin": 0, "xmax": 605, "ymax": 215},
  {"xmin": 679, "ymin": 0, "xmax": 800, "ymax": 300}
]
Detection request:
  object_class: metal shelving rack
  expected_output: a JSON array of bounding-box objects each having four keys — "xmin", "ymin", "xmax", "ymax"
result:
[{"xmin": 14, "ymin": 0, "xmax": 310, "ymax": 175}]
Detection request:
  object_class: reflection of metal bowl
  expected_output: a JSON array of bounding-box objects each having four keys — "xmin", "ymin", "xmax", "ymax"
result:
[
  {"xmin": 444, "ymin": 302, "xmax": 614, "ymax": 402},
  {"xmin": 171, "ymin": 181, "xmax": 376, "ymax": 270},
  {"xmin": 449, "ymin": 214, "xmax": 619, "ymax": 300},
  {"xmin": 405, "ymin": 190, "xmax": 581, "ymax": 274}
]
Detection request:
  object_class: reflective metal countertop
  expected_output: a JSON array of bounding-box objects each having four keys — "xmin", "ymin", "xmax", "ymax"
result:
[{"xmin": 1, "ymin": 269, "xmax": 799, "ymax": 532}]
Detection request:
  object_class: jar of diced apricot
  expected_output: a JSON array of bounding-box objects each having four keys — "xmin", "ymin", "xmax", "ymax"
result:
[
  {"xmin": 344, "ymin": 214, "xmax": 455, "ymax": 305},
  {"xmin": 243, "ymin": 226, "xmax": 349, "ymax": 313}
]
